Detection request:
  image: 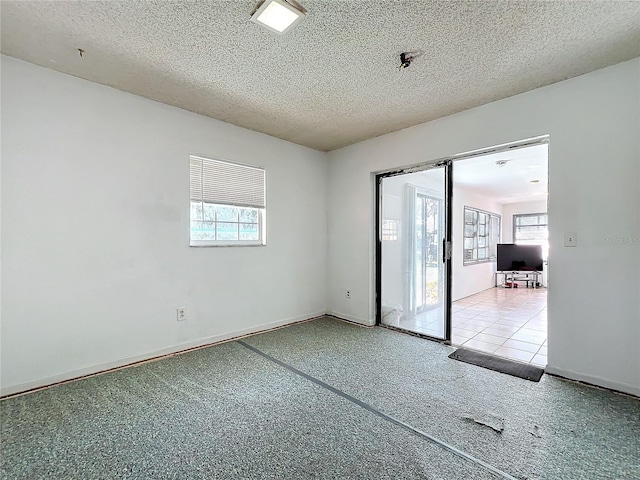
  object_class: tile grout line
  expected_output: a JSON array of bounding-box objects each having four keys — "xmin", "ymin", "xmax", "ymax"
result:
[
  {"xmin": 452, "ymin": 290, "xmax": 546, "ymax": 364},
  {"xmin": 236, "ymin": 340, "xmax": 518, "ymax": 480}
]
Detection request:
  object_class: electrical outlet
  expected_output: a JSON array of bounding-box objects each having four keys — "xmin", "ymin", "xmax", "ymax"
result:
[
  {"xmin": 345, "ymin": 290, "xmax": 351, "ymax": 299},
  {"xmin": 177, "ymin": 307, "xmax": 187, "ymax": 322}
]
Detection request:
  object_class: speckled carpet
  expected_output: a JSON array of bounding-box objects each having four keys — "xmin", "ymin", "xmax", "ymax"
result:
[{"xmin": 1, "ymin": 317, "xmax": 639, "ymax": 479}]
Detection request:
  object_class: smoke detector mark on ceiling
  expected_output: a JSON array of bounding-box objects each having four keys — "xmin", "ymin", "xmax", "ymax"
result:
[{"xmin": 398, "ymin": 51, "xmax": 423, "ymax": 70}]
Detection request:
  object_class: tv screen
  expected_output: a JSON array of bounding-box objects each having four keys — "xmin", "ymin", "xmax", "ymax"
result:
[{"xmin": 497, "ymin": 244, "xmax": 543, "ymax": 272}]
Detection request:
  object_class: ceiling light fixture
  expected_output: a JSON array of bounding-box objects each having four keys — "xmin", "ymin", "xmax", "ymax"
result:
[{"xmin": 250, "ymin": 0, "xmax": 306, "ymax": 34}]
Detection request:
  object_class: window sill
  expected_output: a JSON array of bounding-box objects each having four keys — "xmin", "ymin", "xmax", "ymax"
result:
[
  {"xmin": 463, "ymin": 259, "xmax": 495, "ymax": 266},
  {"xmin": 190, "ymin": 241, "xmax": 266, "ymax": 248}
]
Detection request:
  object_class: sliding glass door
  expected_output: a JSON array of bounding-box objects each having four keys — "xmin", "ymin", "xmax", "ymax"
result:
[
  {"xmin": 415, "ymin": 193, "xmax": 444, "ymax": 312},
  {"xmin": 377, "ymin": 163, "xmax": 452, "ymax": 341}
]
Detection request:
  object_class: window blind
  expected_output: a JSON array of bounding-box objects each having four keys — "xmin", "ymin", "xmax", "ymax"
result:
[{"xmin": 190, "ymin": 156, "xmax": 266, "ymax": 209}]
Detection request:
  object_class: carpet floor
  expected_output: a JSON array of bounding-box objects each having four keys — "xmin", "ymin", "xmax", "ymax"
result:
[{"xmin": 1, "ymin": 316, "xmax": 638, "ymax": 479}]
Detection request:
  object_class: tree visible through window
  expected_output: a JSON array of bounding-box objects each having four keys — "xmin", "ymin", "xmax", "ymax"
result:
[{"xmin": 189, "ymin": 156, "xmax": 266, "ymax": 246}]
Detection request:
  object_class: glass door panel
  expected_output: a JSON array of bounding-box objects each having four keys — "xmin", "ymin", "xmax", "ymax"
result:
[
  {"xmin": 379, "ymin": 166, "xmax": 449, "ymax": 340},
  {"xmin": 418, "ymin": 194, "xmax": 443, "ymax": 310}
]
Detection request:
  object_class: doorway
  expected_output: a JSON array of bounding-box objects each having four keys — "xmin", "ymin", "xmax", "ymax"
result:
[
  {"xmin": 450, "ymin": 143, "xmax": 549, "ymax": 366},
  {"xmin": 375, "ymin": 136, "xmax": 549, "ymax": 361}
]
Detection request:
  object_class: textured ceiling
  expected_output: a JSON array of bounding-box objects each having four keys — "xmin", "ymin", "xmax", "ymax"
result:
[{"xmin": 2, "ymin": 1, "xmax": 639, "ymax": 151}]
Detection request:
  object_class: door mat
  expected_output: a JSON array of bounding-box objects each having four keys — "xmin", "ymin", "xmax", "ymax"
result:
[{"xmin": 448, "ymin": 348, "xmax": 544, "ymax": 382}]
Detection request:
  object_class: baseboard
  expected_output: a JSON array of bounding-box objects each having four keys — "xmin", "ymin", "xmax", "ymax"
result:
[
  {"xmin": 327, "ymin": 314, "xmax": 374, "ymax": 328},
  {"xmin": 452, "ymin": 285, "xmax": 497, "ymax": 303},
  {"xmin": 0, "ymin": 310, "xmax": 327, "ymax": 398},
  {"xmin": 545, "ymin": 365, "xmax": 640, "ymax": 398},
  {"xmin": 327, "ymin": 310, "xmax": 373, "ymax": 326}
]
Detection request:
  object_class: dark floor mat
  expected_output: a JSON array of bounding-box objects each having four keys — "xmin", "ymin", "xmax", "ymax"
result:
[{"xmin": 448, "ymin": 348, "xmax": 544, "ymax": 382}]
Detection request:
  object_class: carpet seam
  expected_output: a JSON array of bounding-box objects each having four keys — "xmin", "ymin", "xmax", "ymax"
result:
[{"xmin": 236, "ymin": 340, "xmax": 518, "ymax": 480}]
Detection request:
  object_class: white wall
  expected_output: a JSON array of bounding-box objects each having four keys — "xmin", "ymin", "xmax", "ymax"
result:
[
  {"xmin": 0, "ymin": 56, "xmax": 328, "ymax": 396},
  {"xmin": 502, "ymin": 200, "xmax": 548, "ymax": 243},
  {"xmin": 327, "ymin": 58, "xmax": 640, "ymax": 396},
  {"xmin": 2, "ymin": 55, "xmax": 639, "ymax": 398},
  {"xmin": 452, "ymin": 186, "xmax": 503, "ymax": 301}
]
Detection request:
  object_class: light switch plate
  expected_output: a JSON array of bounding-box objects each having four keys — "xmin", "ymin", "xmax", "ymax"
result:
[{"xmin": 564, "ymin": 232, "xmax": 577, "ymax": 247}]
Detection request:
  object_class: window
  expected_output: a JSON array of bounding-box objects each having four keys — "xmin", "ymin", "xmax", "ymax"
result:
[
  {"xmin": 514, "ymin": 213, "xmax": 548, "ymax": 257},
  {"xmin": 463, "ymin": 206, "xmax": 500, "ymax": 265},
  {"xmin": 381, "ymin": 219, "xmax": 399, "ymax": 241},
  {"xmin": 189, "ymin": 156, "xmax": 266, "ymax": 246}
]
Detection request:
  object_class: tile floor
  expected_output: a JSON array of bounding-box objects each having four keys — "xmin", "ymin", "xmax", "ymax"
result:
[
  {"xmin": 384, "ymin": 286, "xmax": 547, "ymax": 366},
  {"xmin": 452, "ymin": 287, "xmax": 547, "ymax": 366}
]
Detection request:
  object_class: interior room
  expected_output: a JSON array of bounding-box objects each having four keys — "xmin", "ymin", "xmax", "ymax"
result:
[
  {"xmin": 1, "ymin": 1, "xmax": 639, "ymax": 479},
  {"xmin": 451, "ymin": 145, "xmax": 549, "ymax": 366},
  {"xmin": 379, "ymin": 144, "xmax": 550, "ymax": 366}
]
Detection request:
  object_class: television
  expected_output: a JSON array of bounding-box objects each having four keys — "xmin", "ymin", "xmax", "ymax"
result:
[{"xmin": 497, "ymin": 244, "xmax": 543, "ymax": 272}]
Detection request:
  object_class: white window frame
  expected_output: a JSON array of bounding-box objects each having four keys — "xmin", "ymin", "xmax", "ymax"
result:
[
  {"xmin": 189, "ymin": 155, "xmax": 266, "ymax": 247},
  {"xmin": 513, "ymin": 212, "xmax": 548, "ymax": 258},
  {"xmin": 463, "ymin": 206, "xmax": 501, "ymax": 265},
  {"xmin": 513, "ymin": 213, "xmax": 548, "ymax": 245}
]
